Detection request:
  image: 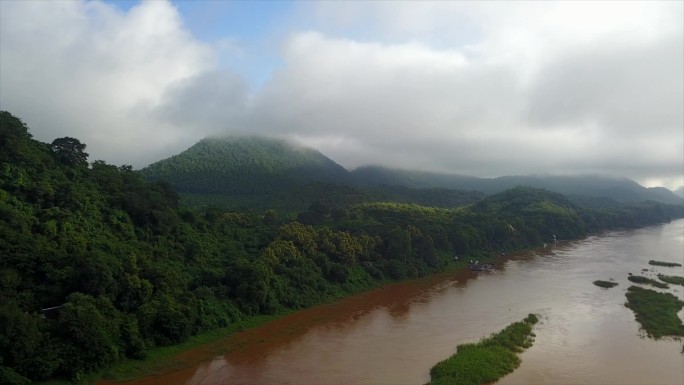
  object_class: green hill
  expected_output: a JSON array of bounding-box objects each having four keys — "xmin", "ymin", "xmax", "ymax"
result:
[
  {"xmin": 140, "ymin": 138, "xmax": 484, "ymax": 212},
  {"xmin": 141, "ymin": 136, "xmax": 351, "ymax": 195}
]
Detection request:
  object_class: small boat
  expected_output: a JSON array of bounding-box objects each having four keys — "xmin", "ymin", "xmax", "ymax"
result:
[{"xmin": 470, "ymin": 263, "xmax": 493, "ymax": 272}]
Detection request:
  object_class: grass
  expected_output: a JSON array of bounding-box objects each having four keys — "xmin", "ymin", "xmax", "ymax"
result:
[
  {"xmin": 593, "ymin": 280, "xmax": 618, "ymax": 288},
  {"xmin": 627, "ymin": 275, "xmax": 669, "ymax": 289},
  {"xmin": 427, "ymin": 314, "xmax": 539, "ymax": 385},
  {"xmin": 648, "ymin": 260, "xmax": 682, "ymax": 267},
  {"xmin": 658, "ymin": 274, "xmax": 684, "ymax": 286},
  {"xmin": 625, "ymin": 285, "xmax": 684, "ymax": 339}
]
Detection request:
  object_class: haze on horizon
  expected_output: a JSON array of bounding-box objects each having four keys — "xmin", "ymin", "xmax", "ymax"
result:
[{"xmin": 1, "ymin": 0, "xmax": 682, "ymax": 190}]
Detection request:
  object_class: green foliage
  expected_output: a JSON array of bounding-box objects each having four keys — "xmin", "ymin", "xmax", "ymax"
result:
[
  {"xmin": 593, "ymin": 280, "xmax": 618, "ymax": 288},
  {"xmin": 50, "ymin": 137, "xmax": 89, "ymax": 167},
  {"xmin": 428, "ymin": 314, "xmax": 539, "ymax": 385},
  {"xmin": 657, "ymin": 275, "xmax": 684, "ymax": 286},
  {"xmin": 648, "ymin": 260, "xmax": 682, "ymax": 267},
  {"xmin": 625, "ymin": 286, "xmax": 684, "ymax": 338},
  {"xmin": 627, "ymin": 275, "xmax": 669, "ymax": 289},
  {"xmin": 140, "ymin": 136, "xmax": 351, "ymax": 196},
  {"xmin": 0, "ymin": 366, "xmax": 30, "ymax": 385}
]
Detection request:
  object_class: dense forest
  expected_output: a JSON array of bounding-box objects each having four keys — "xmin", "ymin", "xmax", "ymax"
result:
[
  {"xmin": 1, "ymin": 111, "xmax": 683, "ymax": 384},
  {"xmin": 140, "ymin": 136, "xmax": 352, "ymax": 195}
]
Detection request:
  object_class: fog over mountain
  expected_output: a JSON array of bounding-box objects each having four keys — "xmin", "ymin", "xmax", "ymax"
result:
[{"xmin": 1, "ymin": 1, "xmax": 682, "ymax": 189}]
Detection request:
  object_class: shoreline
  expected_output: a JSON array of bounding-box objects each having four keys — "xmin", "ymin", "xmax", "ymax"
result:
[
  {"xmin": 88, "ymin": 242, "xmax": 561, "ymax": 384},
  {"xmin": 40, "ymin": 233, "xmax": 609, "ymax": 385}
]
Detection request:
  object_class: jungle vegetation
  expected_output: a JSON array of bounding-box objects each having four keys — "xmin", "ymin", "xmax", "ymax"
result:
[{"xmin": 1, "ymin": 111, "xmax": 683, "ymax": 384}]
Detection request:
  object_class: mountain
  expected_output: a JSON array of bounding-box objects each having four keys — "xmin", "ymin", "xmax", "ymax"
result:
[
  {"xmin": 674, "ymin": 186, "xmax": 684, "ymax": 198},
  {"xmin": 141, "ymin": 137, "xmax": 485, "ymax": 212},
  {"xmin": 352, "ymin": 166, "xmax": 683, "ymax": 205},
  {"xmin": 141, "ymin": 137, "xmax": 681, "ymax": 210},
  {"xmin": 141, "ymin": 136, "xmax": 352, "ymax": 195}
]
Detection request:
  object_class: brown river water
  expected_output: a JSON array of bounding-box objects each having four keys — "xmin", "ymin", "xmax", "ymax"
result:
[{"xmin": 108, "ymin": 219, "xmax": 684, "ymax": 385}]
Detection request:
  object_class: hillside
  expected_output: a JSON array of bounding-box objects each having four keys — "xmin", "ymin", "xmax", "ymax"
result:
[
  {"xmin": 352, "ymin": 166, "xmax": 683, "ymax": 205},
  {"xmin": 141, "ymin": 136, "xmax": 352, "ymax": 195},
  {"xmin": 141, "ymin": 138, "xmax": 484, "ymax": 212}
]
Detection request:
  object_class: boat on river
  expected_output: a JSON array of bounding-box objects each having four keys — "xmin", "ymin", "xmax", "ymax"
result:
[{"xmin": 470, "ymin": 262, "xmax": 493, "ymax": 272}]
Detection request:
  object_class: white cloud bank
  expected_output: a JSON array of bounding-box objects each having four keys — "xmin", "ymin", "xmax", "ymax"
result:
[
  {"xmin": 1, "ymin": 0, "xmax": 682, "ymax": 189},
  {"xmin": 0, "ymin": 0, "xmax": 221, "ymax": 165}
]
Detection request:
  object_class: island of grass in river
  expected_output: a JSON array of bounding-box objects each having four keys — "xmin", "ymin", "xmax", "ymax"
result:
[
  {"xmin": 427, "ymin": 314, "xmax": 539, "ymax": 385},
  {"xmin": 627, "ymin": 275, "xmax": 669, "ymax": 289},
  {"xmin": 658, "ymin": 274, "xmax": 684, "ymax": 286},
  {"xmin": 648, "ymin": 260, "xmax": 682, "ymax": 267},
  {"xmin": 625, "ymin": 286, "xmax": 684, "ymax": 339},
  {"xmin": 593, "ymin": 280, "xmax": 618, "ymax": 288}
]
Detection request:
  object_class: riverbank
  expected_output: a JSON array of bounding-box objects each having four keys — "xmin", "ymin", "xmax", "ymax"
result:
[
  {"xmin": 80, "ymin": 247, "xmax": 534, "ymax": 384},
  {"xmin": 81, "ymin": 242, "xmax": 572, "ymax": 384},
  {"xmin": 43, "ymin": 232, "xmax": 667, "ymax": 385},
  {"xmin": 74, "ymin": 219, "xmax": 684, "ymax": 385}
]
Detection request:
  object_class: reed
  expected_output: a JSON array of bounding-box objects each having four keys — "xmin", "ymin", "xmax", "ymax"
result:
[
  {"xmin": 625, "ymin": 286, "xmax": 684, "ymax": 339},
  {"xmin": 427, "ymin": 314, "xmax": 539, "ymax": 385},
  {"xmin": 593, "ymin": 280, "xmax": 618, "ymax": 288},
  {"xmin": 627, "ymin": 275, "xmax": 669, "ymax": 289},
  {"xmin": 657, "ymin": 274, "xmax": 684, "ymax": 286},
  {"xmin": 648, "ymin": 260, "xmax": 682, "ymax": 267}
]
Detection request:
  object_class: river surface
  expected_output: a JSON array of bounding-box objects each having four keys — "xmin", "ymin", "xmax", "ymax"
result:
[{"xmin": 115, "ymin": 219, "xmax": 684, "ymax": 385}]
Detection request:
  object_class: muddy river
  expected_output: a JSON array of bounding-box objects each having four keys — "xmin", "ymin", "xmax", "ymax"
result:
[{"xmin": 111, "ymin": 219, "xmax": 684, "ymax": 385}]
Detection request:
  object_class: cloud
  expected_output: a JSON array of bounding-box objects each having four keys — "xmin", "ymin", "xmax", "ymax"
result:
[
  {"xmin": 240, "ymin": 1, "xmax": 683, "ymax": 188},
  {"xmin": 1, "ymin": 0, "xmax": 682, "ymax": 189},
  {"xmin": 0, "ymin": 0, "xmax": 226, "ymax": 166}
]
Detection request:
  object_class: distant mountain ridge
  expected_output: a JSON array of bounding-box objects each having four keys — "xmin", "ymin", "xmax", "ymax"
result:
[
  {"xmin": 351, "ymin": 166, "xmax": 683, "ymax": 205},
  {"xmin": 140, "ymin": 136, "xmax": 683, "ymax": 207},
  {"xmin": 674, "ymin": 186, "xmax": 684, "ymax": 199}
]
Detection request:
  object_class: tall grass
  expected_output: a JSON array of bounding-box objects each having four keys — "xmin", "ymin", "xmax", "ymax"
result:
[
  {"xmin": 657, "ymin": 274, "xmax": 684, "ymax": 286},
  {"xmin": 427, "ymin": 314, "xmax": 539, "ymax": 385},
  {"xmin": 593, "ymin": 280, "xmax": 618, "ymax": 288},
  {"xmin": 627, "ymin": 275, "xmax": 669, "ymax": 289},
  {"xmin": 625, "ymin": 286, "xmax": 684, "ymax": 339},
  {"xmin": 648, "ymin": 260, "xmax": 682, "ymax": 267}
]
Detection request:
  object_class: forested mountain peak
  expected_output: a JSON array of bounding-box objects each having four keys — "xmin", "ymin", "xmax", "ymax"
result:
[{"xmin": 140, "ymin": 136, "xmax": 351, "ymax": 195}]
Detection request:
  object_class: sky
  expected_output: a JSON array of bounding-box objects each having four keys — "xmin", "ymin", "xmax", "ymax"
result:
[{"xmin": 1, "ymin": 0, "xmax": 682, "ymax": 189}]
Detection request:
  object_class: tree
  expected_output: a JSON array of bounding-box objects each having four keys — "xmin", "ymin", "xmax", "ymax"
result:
[
  {"xmin": 51, "ymin": 137, "xmax": 88, "ymax": 166},
  {"xmin": 0, "ymin": 111, "xmax": 33, "ymax": 163}
]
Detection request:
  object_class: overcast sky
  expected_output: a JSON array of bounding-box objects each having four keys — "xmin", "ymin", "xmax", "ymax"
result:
[{"xmin": 1, "ymin": 1, "xmax": 682, "ymax": 189}]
